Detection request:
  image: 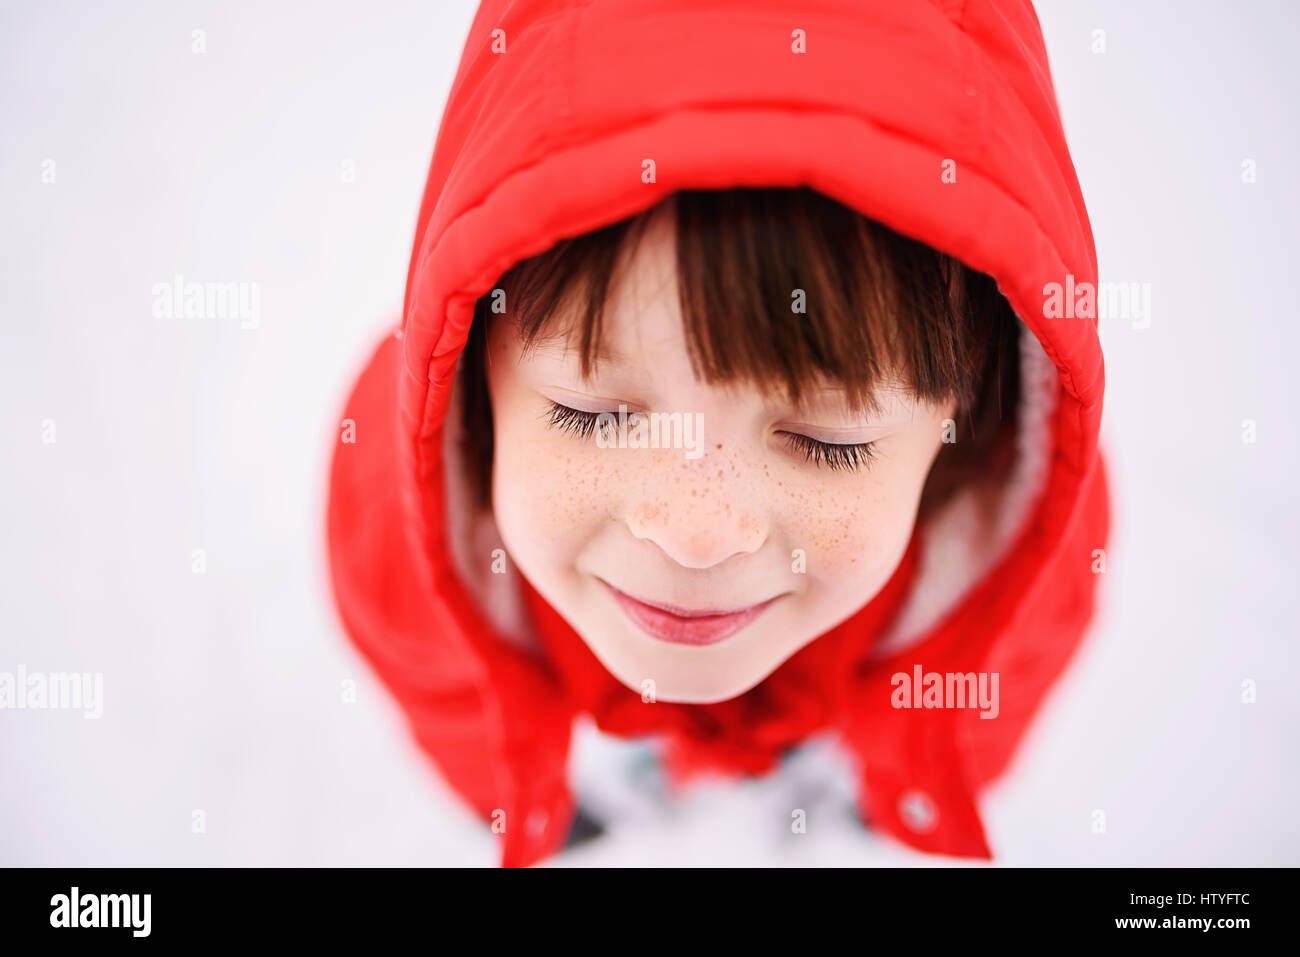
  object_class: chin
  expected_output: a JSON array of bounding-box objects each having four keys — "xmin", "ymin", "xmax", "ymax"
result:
[{"xmin": 598, "ymin": 646, "xmax": 774, "ymax": 705}]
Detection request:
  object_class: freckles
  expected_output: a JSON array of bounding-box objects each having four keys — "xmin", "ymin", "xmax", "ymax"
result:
[
  {"xmin": 558, "ymin": 450, "xmax": 616, "ymax": 523},
  {"xmin": 629, "ymin": 499, "xmax": 663, "ymax": 525},
  {"xmin": 771, "ymin": 472, "xmax": 880, "ymax": 560},
  {"xmin": 509, "ymin": 440, "xmax": 608, "ymax": 539},
  {"xmin": 801, "ymin": 502, "xmax": 858, "ymax": 555}
]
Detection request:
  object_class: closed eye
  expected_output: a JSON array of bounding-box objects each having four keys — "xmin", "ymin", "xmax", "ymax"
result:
[
  {"xmin": 544, "ymin": 401, "xmax": 644, "ymax": 442},
  {"xmin": 780, "ymin": 432, "xmax": 877, "ymax": 472},
  {"xmin": 543, "ymin": 401, "xmax": 605, "ymax": 440},
  {"xmin": 545, "ymin": 401, "xmax": 876, "ymax": 472}
]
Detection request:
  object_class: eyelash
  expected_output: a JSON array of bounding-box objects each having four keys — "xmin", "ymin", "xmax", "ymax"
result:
[
  {"xmin": 781, "ymin": 431, "xmax": 878, "ymax": 472},
  {"xmin": 543, "ymin": 401, "xmax": 877, "ymax": 473},
  {"xmin": 544, "ymin": 401, "xmax": 614, "ymax": 440}
]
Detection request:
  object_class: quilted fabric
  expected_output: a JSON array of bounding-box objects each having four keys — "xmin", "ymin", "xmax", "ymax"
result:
[{"xmin": 326, "ymin": 0, "xmax": 1110, "ymax": 867}]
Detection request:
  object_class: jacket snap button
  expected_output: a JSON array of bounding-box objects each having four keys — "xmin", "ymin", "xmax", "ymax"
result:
[
  {"xmin": 526, "ymin": 808, "xmax": 549, "ymax": 836},
  {"xmin": 898, "ymin": 789, "xmax": 938, "ymax": 833}
]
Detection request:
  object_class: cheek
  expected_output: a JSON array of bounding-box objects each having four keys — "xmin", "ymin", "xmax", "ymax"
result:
[
  {"xmin": 489, "ymin": 399, "xmax": 614, "ymax": 573},
  {"xmin": 787, "ymin": 478, "xmax": 911, "ymax": 580},
  {"xmin": 783, "ymin": 438, "xmax": 939, "ymax": 583}
]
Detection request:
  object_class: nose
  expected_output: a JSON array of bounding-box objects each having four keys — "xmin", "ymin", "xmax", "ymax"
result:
[{"xmin": 626, "ymin": 485, "xmax": 768, "ymax": 570}]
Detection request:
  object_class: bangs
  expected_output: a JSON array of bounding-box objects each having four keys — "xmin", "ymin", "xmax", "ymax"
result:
[{"xmin": 485, "ymin": 187, "xmax": 993, "ymax": 420}]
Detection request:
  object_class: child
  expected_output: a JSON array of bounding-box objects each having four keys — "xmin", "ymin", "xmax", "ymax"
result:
[{"xmin": 327, "ymin": 0, "xmax": 1110, "ymax": 867}]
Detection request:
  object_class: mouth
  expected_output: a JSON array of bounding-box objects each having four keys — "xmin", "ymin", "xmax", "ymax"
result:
[{"xmin": 599, "ymin": 579, "xmax": 781, "ymax": 647}]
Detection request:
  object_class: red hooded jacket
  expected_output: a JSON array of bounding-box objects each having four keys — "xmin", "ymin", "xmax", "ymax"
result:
[{"xmin": 326, "ymin": 0, "xmax": 1109, "ymax": 867}]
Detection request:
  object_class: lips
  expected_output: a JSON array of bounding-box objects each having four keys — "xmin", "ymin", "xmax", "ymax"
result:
[{"xmin": 600, "ymin": 580, "xmax": 779, "ymax": 646}]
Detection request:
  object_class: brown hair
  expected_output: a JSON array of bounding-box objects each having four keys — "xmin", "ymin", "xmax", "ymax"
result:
[{"xmin": 457, "ymin": 187, "xmax": 1020, "ymax": 518}]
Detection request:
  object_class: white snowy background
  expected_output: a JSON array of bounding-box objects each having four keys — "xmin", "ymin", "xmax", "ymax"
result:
[{"xmin": 2, "ymin": 0, "xmax": 1296, "ymax": 866}]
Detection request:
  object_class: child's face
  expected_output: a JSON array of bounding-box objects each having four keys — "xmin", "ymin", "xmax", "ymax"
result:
[{"xmin": 485, "ymin": 207, "xmax": 956, "ymax": 703}]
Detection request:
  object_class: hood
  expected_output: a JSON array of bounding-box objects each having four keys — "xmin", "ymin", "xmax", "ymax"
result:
[{"xmin": 327, "ymin": 0, "xmax": 1110, "ymax": 866}]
